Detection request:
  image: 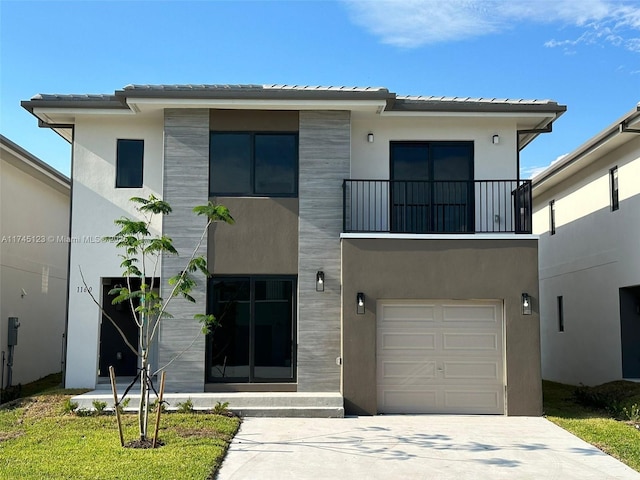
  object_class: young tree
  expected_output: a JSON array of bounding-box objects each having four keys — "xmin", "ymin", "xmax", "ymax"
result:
[{"xmin": 81, "ymin": 195, "xmax": 234, "ymax": 443}]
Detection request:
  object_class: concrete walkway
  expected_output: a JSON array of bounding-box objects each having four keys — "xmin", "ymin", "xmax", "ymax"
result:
[{"xmin": 216, "ymin": 415, "xmax": 640, "ymax": 480}]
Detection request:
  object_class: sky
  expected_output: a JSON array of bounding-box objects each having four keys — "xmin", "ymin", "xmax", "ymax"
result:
[{"xmin": 1, "ymin": 0, "xmax": 639, "ymax": 178}]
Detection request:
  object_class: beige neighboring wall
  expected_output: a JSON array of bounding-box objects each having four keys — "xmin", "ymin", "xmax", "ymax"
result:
[
  {"xmin": 0, "ymin": 137, "xmax": 70, "ymax": 386},
  {"xmin": 341, "ymin": 238, "xmax": 541, "ymax": 416},
  {"xmin": 208, "ymin": 197, "xmax": 298, "ymax": 274}
]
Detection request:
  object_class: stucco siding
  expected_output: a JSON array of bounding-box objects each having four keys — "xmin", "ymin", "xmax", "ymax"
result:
[
  {"xmin": 534, "ymin": 135, "xmax": 640, "ymax": 385},
  {"xmin": 0, "ymin": 156, "xmax": 69, "ymax": 385},
  {"xmin": 65, "ymin": 115, "xmax": 163, "ymax": 388},
  {"xmin": 342, "ymin": 238, "xmax": 541, "ymax": 416},
  {"xmin": 208, "ymin": 197, "xmax": 298, "ymax": 275}
]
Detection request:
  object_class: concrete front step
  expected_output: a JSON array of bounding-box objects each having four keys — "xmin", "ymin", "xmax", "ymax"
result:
[{"xmin": 71, "ymin": 391, "xmax": 344, "ymax": 418}]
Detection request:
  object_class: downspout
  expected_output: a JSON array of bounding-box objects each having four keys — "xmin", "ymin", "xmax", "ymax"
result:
[
  {"xmin": 62, "ymin": 126, "xmax": 75, "ymax": 387},
  {"xmin": 37, "ymin": 121, "xmax": 74, "ymax": 386}
]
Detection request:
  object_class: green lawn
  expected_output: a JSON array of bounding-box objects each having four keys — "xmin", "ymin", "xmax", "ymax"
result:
[
  {"xmin": 543, "ymin": 380, "xmax": 640, "ymax": 472},
  {"xmin": 0, "ymin": 374, "xmax": 240, "ymax": 480}
]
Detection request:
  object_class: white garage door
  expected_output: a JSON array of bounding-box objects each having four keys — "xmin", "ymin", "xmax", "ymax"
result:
[{"xmin": 377, "ymin": 300, "xmax": 504, "ymax": 414}]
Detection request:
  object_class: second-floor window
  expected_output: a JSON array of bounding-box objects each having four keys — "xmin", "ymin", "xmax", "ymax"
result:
[
  {"xmin": 549, "ymin": 200, "xmax": 556, "ymax": 235},
  {"xmin": 610, "ymin": 166, "xmax": 619, "ymax": 211},
  {"xmin": 209, "ymin": 132, "xmax": 298, "ymax": 197},
  {"xmin": 116, "ymin": 139, "xmax": 144, "ymax": 188}
]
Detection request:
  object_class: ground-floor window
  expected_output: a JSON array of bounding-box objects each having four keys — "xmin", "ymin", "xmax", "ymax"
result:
[{"xmin": 205, "ymin": 276, "xmax": 296, "ymax": 383}]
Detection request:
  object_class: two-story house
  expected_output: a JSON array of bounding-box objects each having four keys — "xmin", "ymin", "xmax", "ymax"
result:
[
  {"xmin": 532, "ymin": 104, "xmax": 640, "ymax": 386},
  {"xmin": 22, "ymin": 84, "xmax": 565, "ymax": 416}
]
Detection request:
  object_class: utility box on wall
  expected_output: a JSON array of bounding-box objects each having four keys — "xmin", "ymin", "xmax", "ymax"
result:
[{"xmin": 7, "ymin": 317, "xmax": 20, "ymax": 346}]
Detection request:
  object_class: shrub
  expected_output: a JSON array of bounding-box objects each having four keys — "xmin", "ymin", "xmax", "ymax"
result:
[
  {"xmin": 623, "ymin": 404, "xmax": 640, "ymax": 423},
  {"xmin": 116, "ymin": 398, "xmax": 130, "ymax": 414},
  {"xmin": 176, "ymin": 398, "xmax": 194, "ymax": 413},
  {"xmin": 149, "ymin": 398, "xmax": 166, "ymax": 413},
  {"xmin": 574, "ymin": 381, "xmax": 640, "ymax": 418},
  {"xmin": 92, "ymin": 400, "xmax": 108, "ymax": 415},
  {"xmin": 63, "ymin": 398, "xmax": 78, "ymax": 414},
  {"xmin": 212, "ymin": 401, "xmax": 230, "ymax": 416}
]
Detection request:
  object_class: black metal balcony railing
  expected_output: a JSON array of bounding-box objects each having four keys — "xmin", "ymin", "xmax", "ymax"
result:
[{"xmin": 343, "ymin": 179, "xmax": 532, "ymax": 234}]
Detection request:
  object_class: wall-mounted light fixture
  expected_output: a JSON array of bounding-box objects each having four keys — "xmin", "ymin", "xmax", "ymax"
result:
[
  {"xmin": 492, "ymin": 134, "xmax": 500, "ymax": 145},
  {"xmin": 367, "ymin": 133, "xmax": 374, "ymax": 143},
  {"xmin": 356, "ymin": 292, "xmax": 365, "ymax": 314},
  {"xmin": 522, "ymin": 293, "xmax": 532, "ymax": 315},
  {"xmin": 316, "ymin": 271, "xmax": 324, "ymax": 292}
]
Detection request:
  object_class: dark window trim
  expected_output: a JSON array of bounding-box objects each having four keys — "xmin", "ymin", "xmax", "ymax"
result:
[
  {"xmin": 205, "ymin": 275, "xmax": 297, "ymax": 384},
  {"xmin": 209, "ymin": 131, "xmax": 299, "ymax": 197},
  {"xmin": 610, "ymin": 166, "xmax": 619, "ymax": 211},
  {"xmin": 115, "ymin": 138, "xmax": 144, "ymax": 188},
  {"xmin": 557, "ymin": 295, "xmax": 564, "ymax": 332},
  {"xmin": 549, "ymin": 200, "xmax": 556, "ymax": 235}
]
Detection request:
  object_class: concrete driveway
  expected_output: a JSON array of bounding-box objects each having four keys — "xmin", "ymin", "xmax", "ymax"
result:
[{"xmin": 216, "ymin": 415, "xmax": 640, "ymax": 480}]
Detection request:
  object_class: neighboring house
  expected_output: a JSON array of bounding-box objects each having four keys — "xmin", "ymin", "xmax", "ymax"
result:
[
  {"xmin": 532, "ymin": 104, "xmax": 640, "ymax": 386},
  {"xmin": 0, "ymin": 135, "xmax": 70, "ymax": 388},
  {"xmin": 22, "ymin": 84, "xmax": 565, "ymax": 416}
]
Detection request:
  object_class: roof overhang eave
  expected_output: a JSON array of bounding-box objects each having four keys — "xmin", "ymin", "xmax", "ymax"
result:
[
  {"xmin": 125, "ymin": 97, "xmax": 389, "ymax": 113},
  {"xmin": 532, "ymin": 104, "xmax": 640, "ymax": 194}
]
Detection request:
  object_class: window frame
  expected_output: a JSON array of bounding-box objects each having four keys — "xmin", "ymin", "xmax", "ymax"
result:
[
  {"xmin": 209, "ymin": 131, "xmax": 299, "ymax": 197},
  {"xmin": 115, "ymin": 139, "xmax": 144, "ymax": 189},
  {"xmin": 610, "ymin": 166, "xmax": 619, "ymax": 211},
  {"xmin": 205, "ymin": 275, "xmax": 297, "ymax": 384},
  {"xmin": 549, "ymin": 200, "xmax": 556, "ymax": 235}
]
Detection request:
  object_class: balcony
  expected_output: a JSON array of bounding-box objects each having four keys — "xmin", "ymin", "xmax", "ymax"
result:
[{"xmin": 343, "ymin": 179, "xmax": 532, "ymax": 234}]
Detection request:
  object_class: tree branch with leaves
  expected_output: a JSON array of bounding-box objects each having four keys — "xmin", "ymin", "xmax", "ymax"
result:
[{"xmin": 82, "ymin": 194, "xmax": 234, "ymax": 443}]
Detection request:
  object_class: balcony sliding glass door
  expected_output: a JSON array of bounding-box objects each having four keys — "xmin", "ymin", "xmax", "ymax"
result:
[{"xmin": 390, "ymin": 141, "xmax": 474, "ymax": 233}]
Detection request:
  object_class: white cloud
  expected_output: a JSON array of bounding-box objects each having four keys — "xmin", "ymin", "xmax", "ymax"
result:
[
  {"xmin": 523, "ymin": 154, "xmax": 568, "ymax": 180},
  {"xmin": 343, "ymin": 0, "xmax": 640, "ymax": 51}
]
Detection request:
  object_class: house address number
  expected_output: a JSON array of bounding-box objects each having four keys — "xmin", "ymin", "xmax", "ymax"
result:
[{"xmin": 77, "ymin": 286, "xmax": 93, "ymax": 293}]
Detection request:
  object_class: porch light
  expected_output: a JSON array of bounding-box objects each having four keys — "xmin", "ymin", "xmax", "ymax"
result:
[
  {"xmin": 316, "ymin": 271, "xmax": 324, "ymax": 292},
  {"xmin": 492, "ymin": 134, "xmax": 500, "ymax": 145},
  {"xmin": 522, "ymin": 293, "xmax": 532, "ymax": 315},
  {"xmin": 357, "ymin": 292, "xmax": 365, "ymax": 314},
  {"xmin": 367, "ymin": 133, "xmax": 374, "ymax": 143}
]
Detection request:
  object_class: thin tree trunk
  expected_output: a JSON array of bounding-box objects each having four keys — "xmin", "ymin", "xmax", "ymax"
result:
[{"xmin": 139, "ymin": 348, "xmax": 148, "ymax": 441}]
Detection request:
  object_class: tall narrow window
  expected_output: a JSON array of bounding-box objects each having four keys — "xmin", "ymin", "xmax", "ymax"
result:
[
  {"xmin": 549, "ymin": 200, "xmax": 556, "ymax": 235},
  {"xmin": 557, "ymin": 296, "xmax": 564, "ymax": 332},
  {"xmin": 116, "ymin": 139, "xmax": 144, "ymax": 188},
  {"xmin": 610, "ymin": 166, "xmax": 619, "ymax": 211}
]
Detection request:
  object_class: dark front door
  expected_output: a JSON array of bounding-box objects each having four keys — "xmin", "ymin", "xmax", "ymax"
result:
[
  {"xmin": 99, "ymin": 279, "xmax": 139, "ymax": 377},
  {"xmin": 620, "ymin": 286, "xmax": 640, "ymax": 378},
  {"xmin": 390, "ymin": 141, "xmax": 474, "ymax": 233}
]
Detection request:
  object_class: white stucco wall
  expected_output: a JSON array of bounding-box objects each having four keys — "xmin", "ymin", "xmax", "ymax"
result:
[
  {"xmin": 65, "ymin": 113, "xmax": 163, "ymax": 388},
  {"xmin": 533, "ymin": 135, "xmax": 640, "ymax": 385},
  {"xmin": 350, "ymin": 114, "xmax": 521, "ymax": 232},
  {"xmin": 351, "ymin": 114, "xmax": 518, "ymax": 180},
  {"xmin": 0, "ymin": 156, "xmax": 69, "ymax": 385}
]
